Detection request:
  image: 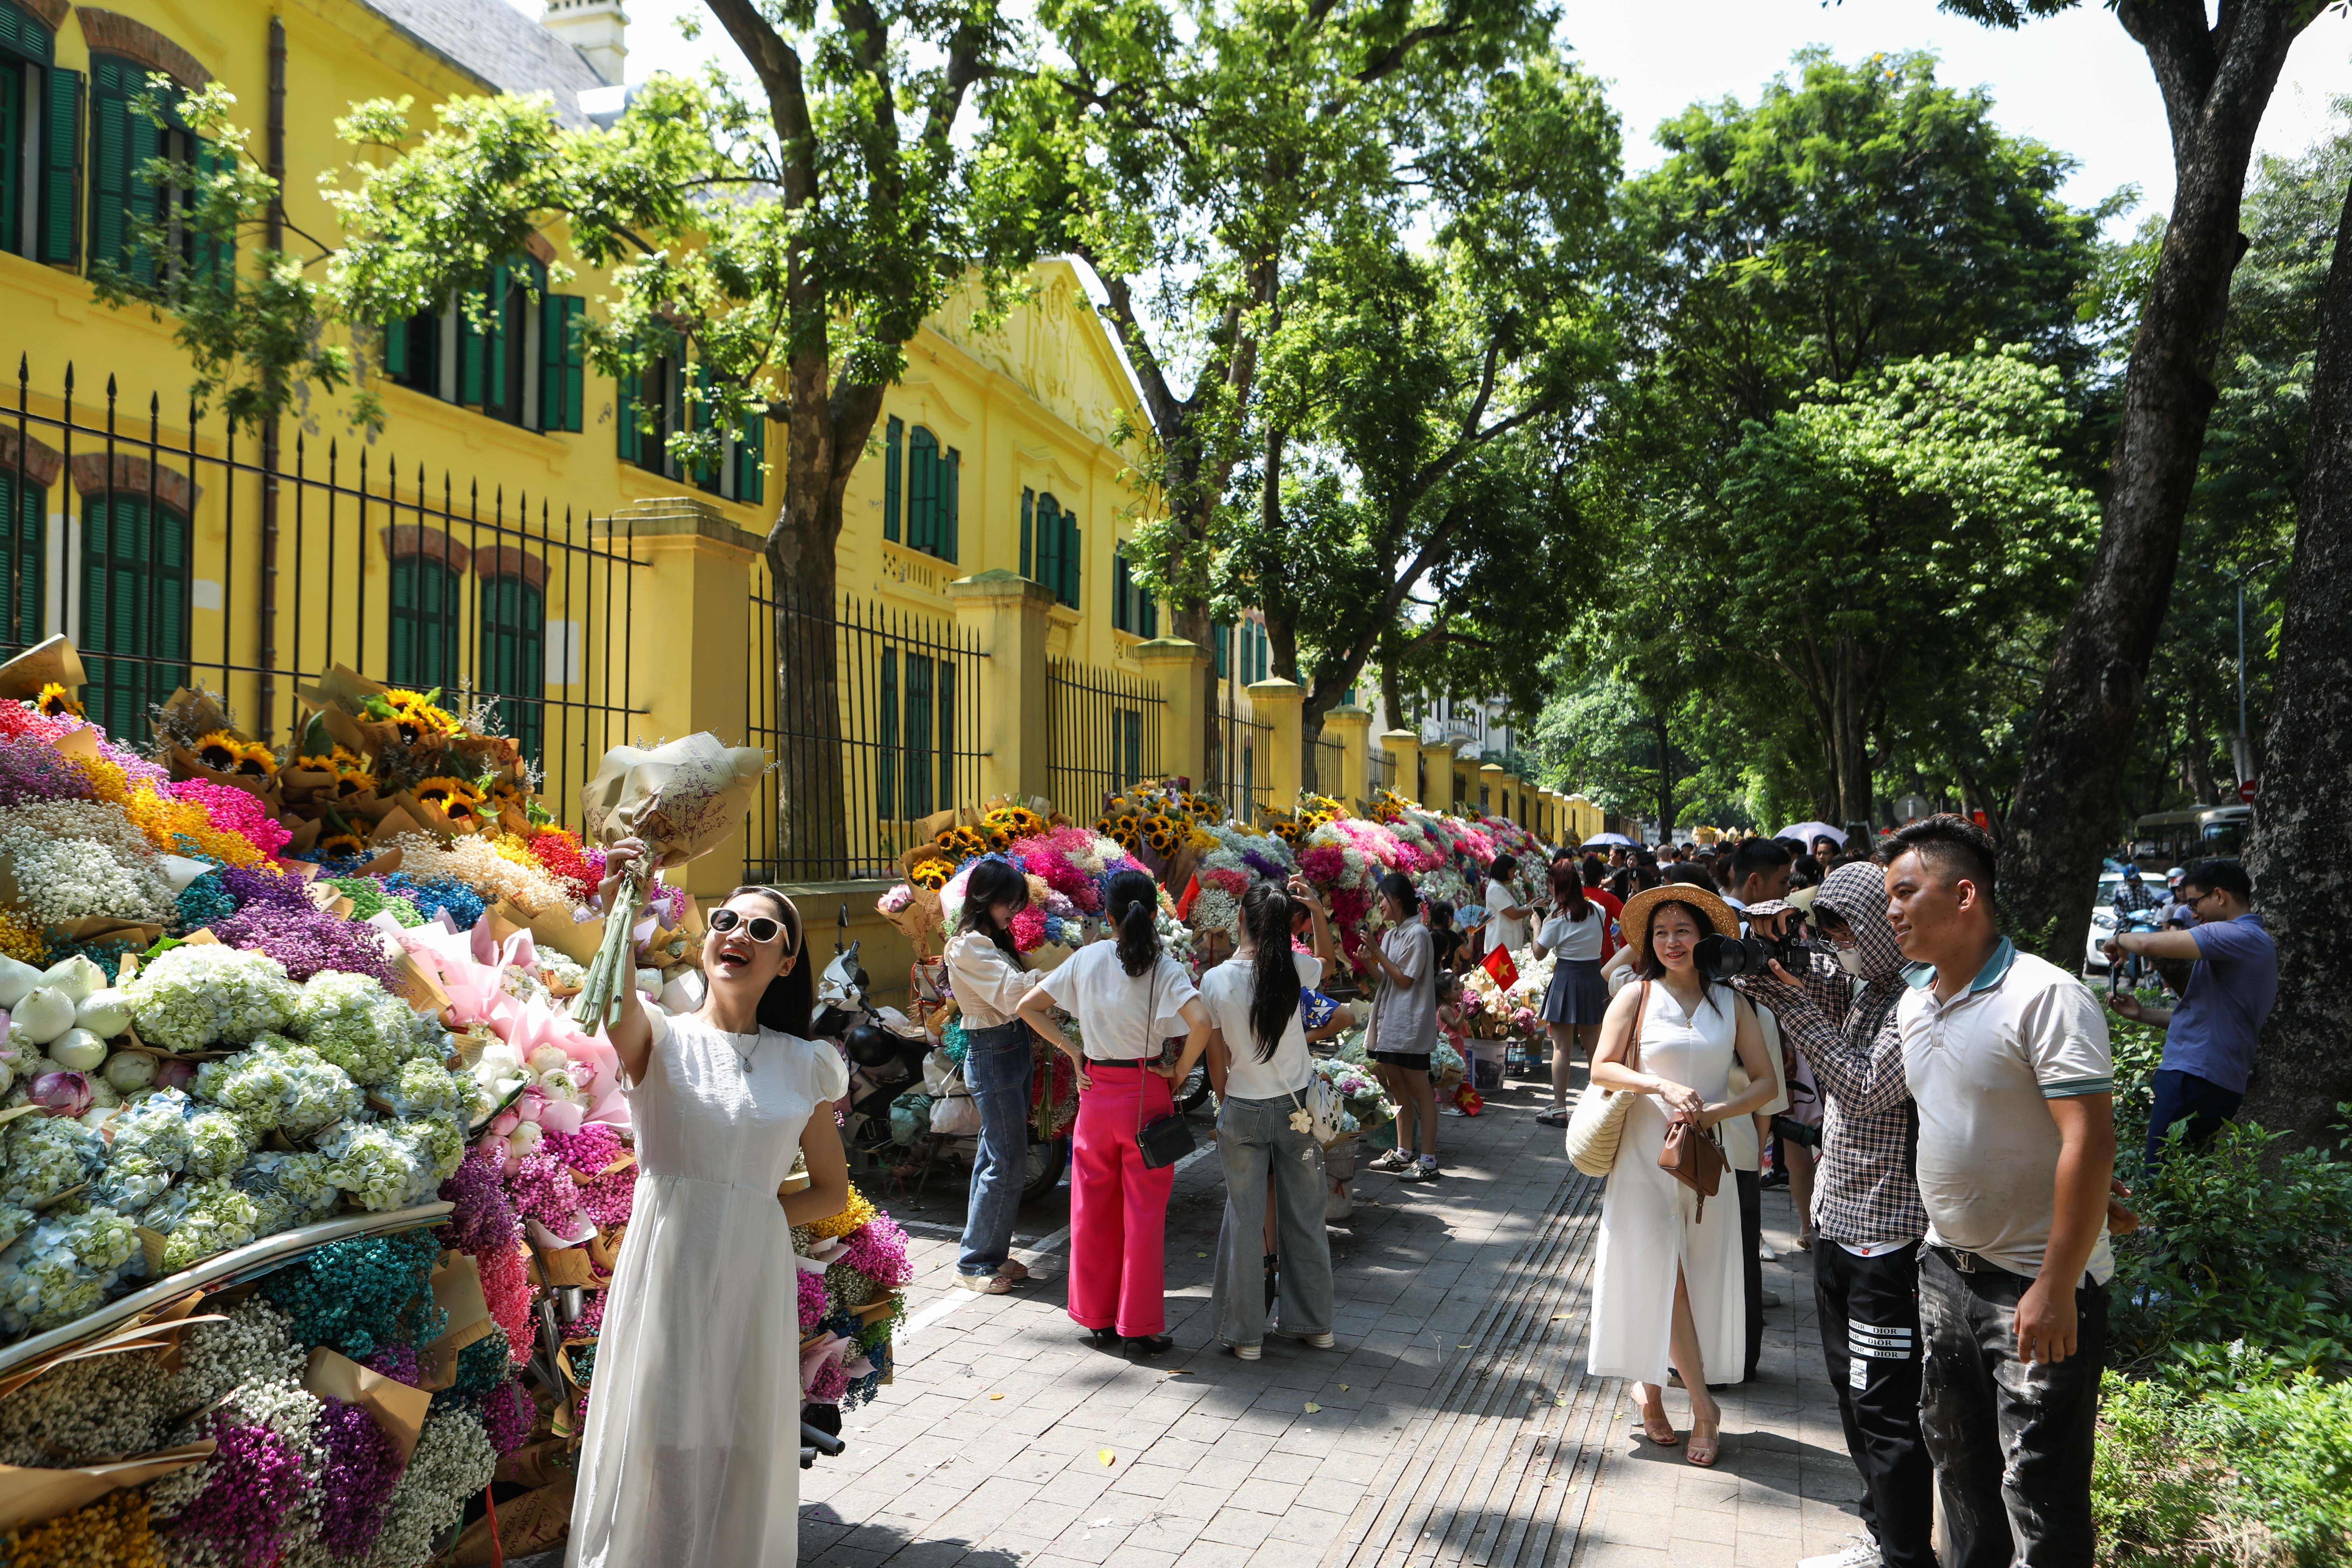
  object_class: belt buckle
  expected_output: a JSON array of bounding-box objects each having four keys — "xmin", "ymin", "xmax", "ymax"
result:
[{"xmin": 1945, "ymin": 1246, "xmax": 1977, "ymax": 1274}]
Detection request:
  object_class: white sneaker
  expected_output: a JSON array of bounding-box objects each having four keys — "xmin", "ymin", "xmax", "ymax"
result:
[
  {"xmin": 1797, "ymin": 1538, "xmax": 1881, "ymax": 1568},
  {"xmin": 1232, "ymin": 1343, "xmax": 1261, "ymax": 1360},
  {"xmin": 1370, "ymin": 1149, "xmax": 1414, "ymax": 1172}
]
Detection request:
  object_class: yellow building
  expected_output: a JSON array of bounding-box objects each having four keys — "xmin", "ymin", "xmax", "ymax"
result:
[{"xmin": 0, "ymin": 0, "xmax": 1238, "ymax": 887}]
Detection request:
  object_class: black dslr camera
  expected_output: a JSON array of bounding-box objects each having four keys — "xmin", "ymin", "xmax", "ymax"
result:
[{"xmin": 1695, "ymin": 916, "xmax": 1819, "ymax": 981}]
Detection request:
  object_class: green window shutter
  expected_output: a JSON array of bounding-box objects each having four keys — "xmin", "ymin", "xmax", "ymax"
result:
[
  {"xmin": 882, "ymin": 416, "xmax": 902, "ymax": 541},
  {"xmin": 904, "ymin": 653, "xmax": 934, "ymax": 819},
  {"xmin": 540, "ymin": 293, "xmax": 583, "ymax": 433},
  {"xmin": 0, "ymin": 67, "xmax": 20, "ymax": 256},
  {"xmin": 388, "ymin": 554, "xmax": 460, "ymax": 692},
  {"xmin": 38, "ymin": 65, "xmax": 78, "ymax": 267},
  {"xmin": 615, "ymin": 364, "xmax": 640, "ymax": 463},
  {"xmin": 734, "ymin": 408, "xmax": 763, "ymax": 504},
  {"xmin": 382, "ymin": 316, "xmax": 408, "ymax": 382},
  {"xmin": 908, "ymin": 427, "xmax": 938, "ymax": 555},
  {"xmin": 1018, "ymin": 488, "xmax": 1032, "ymax": 578},
  {"xmin": 1112, "ymin": 546, "xmax": 1129, "ymax": 632},
  {"xmin": 480, "ymin": 573, "xmax": 544, "ymax": 766},
  {"xmin": 1141, "ymin": 590, "xmax": 1157, "ymax": 638},
  {"xmin": 458, "ymin": 284, "xmax": 486, "ymax": 406},
  {"xmin": 936, "ymin": 659, "xmax": 955, "ymax": 814},
  {"xmin": 80, "ymin": 493, "xmax": 189, "ymax": 740},
  {"xmin": 85, "ymin": 67, "xmax": 128, "ymax": 272},
  {"xmin": 0, "ymin": 470, "xmax": 43, "ymax": 651},
  {"xmin": 1214, "ymin": 621, "xmax": 1229, "ymax": 679},
  {"xmin": 688, "ymin": 362, "xmax": 719, "ymax": 493},
  {"xmin": 877, "ymin": 647, "xmax": 898, "ymax": 820},
  {"xmin": 1033, "ymin": 495, "xmax": 1056, "ymax": 595},
  {"xmin": 943, "ymin": 447, "xmax": 959, "ymax": 563},
  {"xmin": 481, "ymin": 264, "xmax": 511, "ymax": 414},
  {"xmin": 1062, "ymin": 516, "xmax": 1080, "ymax": 609},
  {"xmin": 192, "ymin": 138, "xmax": 232, "ymax": 292},
  {"xmin": 0, "ymin": 2, "xmax": 51, "ymax": 62}
]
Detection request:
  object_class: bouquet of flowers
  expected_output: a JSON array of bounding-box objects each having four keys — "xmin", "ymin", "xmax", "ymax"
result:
[{"xmin": 1311, "ymin": 1053, "xmax": 1396, "ymax": 1140}]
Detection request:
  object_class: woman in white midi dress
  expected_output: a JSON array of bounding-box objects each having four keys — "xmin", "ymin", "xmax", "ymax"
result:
[
  {"xmin": 569, "ymin": 845, "xmax": 853, "ymax": 1568},
  {"xmin": 1585, "ymin": 886, "xmax": 1780, "ymax": 1468}
]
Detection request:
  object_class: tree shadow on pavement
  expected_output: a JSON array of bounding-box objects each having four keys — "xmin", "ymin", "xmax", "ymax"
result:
[{"xmin": 801, "ymin": 1503, "xmax": 1028, "ymax": 1568}]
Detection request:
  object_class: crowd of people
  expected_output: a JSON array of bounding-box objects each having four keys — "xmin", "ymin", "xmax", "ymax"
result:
[{"xmin": 908, "ymin": 813, "xmax": 2280, "ymax": 1568}]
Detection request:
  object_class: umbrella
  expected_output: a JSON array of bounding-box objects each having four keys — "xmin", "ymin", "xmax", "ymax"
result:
[
  {"xmin": 1581, "ymin": 832, "xmax": 1638, "ymax": 849},
  {"xmin": 1774, "ymin": 821, "xmax": 1847, "ymax": 848}
]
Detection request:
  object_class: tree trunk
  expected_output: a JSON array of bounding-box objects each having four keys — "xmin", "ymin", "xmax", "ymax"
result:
[
  {"xmin": 1832, "ymin": 642, "xmax": 1872, "ymax": 831},
  {"xmin": 1995, "ymin": 2, "xmax": 2308, "ymax": 960},
  {"xmin": 1652, "ymin": 712, "xmax": 1675, "ymax": 839},
  {"xmin": 2238, "ymin": 173, "xmax": 2352, "ymax": 1154}
]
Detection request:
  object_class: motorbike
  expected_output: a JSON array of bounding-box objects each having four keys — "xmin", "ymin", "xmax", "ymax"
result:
[{"xmin": 2109, "ymin": 908, "xmax": 2164, "ymax": 997}]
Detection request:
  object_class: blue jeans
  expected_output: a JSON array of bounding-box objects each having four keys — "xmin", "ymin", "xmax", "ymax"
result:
[
  {"xmin": 957, "ymin": 1023, "xmax": 1034, "ymax": 1278},
  {"xmin": 2145, "ymin": 1068, "xmax": 2242, "ymax": 1167},
  {"xmin": 1211, "ymin": 1093, "xmax": 1334, "ymax": 1348}
]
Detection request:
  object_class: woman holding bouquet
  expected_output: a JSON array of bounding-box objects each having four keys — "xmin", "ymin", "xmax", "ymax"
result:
[
  {"xmin": 569, "ymin": 840, "xmax": 851, "ymax": 1568},
  {"xmin": 1015, "ymin": 869, "xmax": 1211, "ymax": 1356},
  {"xmin": 944, "ymin": 858, "xmax": 1047, "ymax": 1295}
]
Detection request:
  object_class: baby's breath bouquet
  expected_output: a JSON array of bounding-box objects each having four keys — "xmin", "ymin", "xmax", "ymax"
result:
[{"xmin": 570, "ymin": 735, "xmax": 768, "ymax": 1030}]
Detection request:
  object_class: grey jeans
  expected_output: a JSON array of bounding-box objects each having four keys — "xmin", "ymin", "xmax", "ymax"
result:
[{"xmin": 1211, "ymin": 1093, "xmax": 1335, "ymax": 1348}]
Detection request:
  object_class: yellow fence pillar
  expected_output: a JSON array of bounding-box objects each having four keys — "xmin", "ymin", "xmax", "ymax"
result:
[
  {"xmin": 1500, "ymin": 770, "xmax": 1520, "ymax": 826},
  {"xmin": 947, "ymin": 569, "xmax": 1056, "ymax": 807},
  {"xmin": 1422, "ymin": 742, "xmax": 1458, "ymax": 812},
  {"xmin": 598, "ymin": 498, "xmax": 758, "ymax": 900},
  {"xmin": 1133, "ymin": 637, "xmax": 1210, "ymax": 791},
  {"xmin": 1248, "ymin": 677, "xmax": 1305, "ymax": 810},
  {"xmin": 1379, "ymin": 730, "xmax": 1422, "ymax": 806},
  {"xmin": 1479, "ymin": 762, "xmax": 1505, "ymax": 821},
  {"xmin": 1323, "ymin": 704, "xmax": 1372, "ymax": 806}
]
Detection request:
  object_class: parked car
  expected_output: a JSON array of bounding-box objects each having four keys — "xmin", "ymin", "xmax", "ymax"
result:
[{"xmin": 2085, "ymin": 871, "xmax": 2169, "ymax": 973}]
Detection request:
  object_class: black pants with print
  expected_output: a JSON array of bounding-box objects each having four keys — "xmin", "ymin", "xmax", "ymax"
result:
[
  {"xmin": 1917, "ymin": 1246, "xmax": 2107, "ymax": 1568},
  {"xmin": 1813, "ymin": 1241, "xmax": 1933, "ymax": 1568},
  {"xmin": 1735, "ymin": 1167, "xmax": 1763, "ymax": 1382}
]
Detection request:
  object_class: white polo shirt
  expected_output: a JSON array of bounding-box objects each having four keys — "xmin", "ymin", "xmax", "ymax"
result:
[{"xmin": 1898, "ymin": 938, "xmax": 2114, "ymax": 1285}]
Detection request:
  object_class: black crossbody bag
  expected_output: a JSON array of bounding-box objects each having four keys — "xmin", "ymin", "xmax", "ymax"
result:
[{"xmin": 1133, "ymin": 965, "xmax": 1195, "ymax": 1169}]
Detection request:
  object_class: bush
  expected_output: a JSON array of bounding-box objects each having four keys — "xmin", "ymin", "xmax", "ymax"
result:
[{"xmin": 2095, "ymin": 1362, "xmax": 2352, "ymax": 1567}]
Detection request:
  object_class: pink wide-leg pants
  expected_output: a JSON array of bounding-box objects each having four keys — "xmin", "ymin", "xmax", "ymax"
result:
[{"xmin": 1066, "ymin": 1064, "xmax": 1177, "ymax": 1337}]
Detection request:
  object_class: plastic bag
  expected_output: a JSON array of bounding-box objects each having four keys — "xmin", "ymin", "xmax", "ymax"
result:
[
  {"xmin": 930, "ymin": 1073, "xmax": 981, "ymax": 1136},
  {"xmin": 889, "ymin": 1091, "xmax": 936, "ymax": 1147}
]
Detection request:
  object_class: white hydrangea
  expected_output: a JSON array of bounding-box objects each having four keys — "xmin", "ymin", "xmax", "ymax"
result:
[
  {"xmin": 0, "ymin": 1115, "xmax": 106, "ymax": 1207},
  {"xmin": 233, "ymin": 1151, "xmax": 340, "ymax": 1237},
  {"xmin": 124, "ymin": 945, "xmax": 301, "ymax": 1051},
  {"xmin": 196, "ymin": 1035, "xmax": 362, "ymax": 1138},
  {"xmin": 0, "ymin": 827, "xmax": 176, "ymax": 928},
  {"xmin": 288, "ymin": 971, "xmax": 417, "ymax": 1085},
  {"xmin": 318, "ymin": 1115, "xmax": 457, "ymax": 1211},
  {"xmin": 183, "ymin": 1107, "xmax": 259, "ymax": 1179},
  {"xmin": 147, "ymin": 1176, "xmax": 262, "ymax": 1273},
  {"xmin": 108, "ymin": 1086, "xmax": 194, "ymax": 1170},
  {"xmin": 0, "ymin": 1204, "xmax": 140, "ymax": 1334}
]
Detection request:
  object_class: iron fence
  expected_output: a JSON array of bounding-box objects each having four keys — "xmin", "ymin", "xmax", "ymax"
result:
[
  {"xmin": 1215, "ymin": 680, "xmax": 1273, "ymax": 822},
  {"xmin": 2, "ymin": 356, "xmax": 646, "ymax": 825},
  {"xmin": 1046, "ymin": 658, "xmax": 1163, "ymax": 818},
  {"xmin": 1312, "ymin": 731, "xmax": 1346, "ymax": 803},
  {"xmin": 744, "ymin": 573, "xmax": 989, "ymax": 883},
  {"xmin": 1367, "ymin": 743, "xmax": 1395, "ymax": 799}
]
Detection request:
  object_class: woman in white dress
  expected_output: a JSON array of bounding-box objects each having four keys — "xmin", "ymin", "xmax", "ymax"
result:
[
  {"xmin": 1586, "ymin": 884, "xmax": 1779, "ymax": 1468},
  {"xmin": 569, "ymin": 840, "xmax": 852, "ymax": 1568}
]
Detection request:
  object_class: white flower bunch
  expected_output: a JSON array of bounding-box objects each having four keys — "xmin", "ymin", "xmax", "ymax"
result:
[
  {"xmin": 108, "ymin": 1086, "xmax": 194, "ymax": 1169},
  {"xmin": 0, "ymin": 1204, "xmax": 141, "ymax": 1334},
  {"xmin": 318, "ymin": 1115, "xmax": 460, "ymax": 1211},
  {"xmin": 535, "ymin": 951, "xmax": 587, "ymax": 991},
  {"xmin": 288, "ymin": 971, "xmax": 421, "ymax": 1085},
  {"xmin": 382, "ymin": 831, "xmax": 574, "ymax": 915},
  {"xmin": 0, "ymin": 799, "xmax": 154, "ymax": 861},
  {"xmin": 148, "ymin": 1176, "xmax": 263, "ymax": 1273},
  {"xmin": 381, "ymin": 1057, "xmax": 472, "ymax": 1120},
  {"xmin": 0, "ymin": 1204, "xmax": 30, "ymax": 1255},
  {"xmin": 471, "ymin": 1039, "xmax": 588, "ymax": 1115},
  {"xmin": 0, "ymin": 827, "xmax": 176, "ymax": 928},
  {"xmin": 233, "ymin": 1151, "xmax": 340, "ymax": 1237},
  {"xmin": 175, "ymin": 1296, "xmax": 304, "ymax": 1414},
  {"xmin": 125, "ymin": 945, "xmax": 302, "ymax": 1051},
  {"xmin": 197, "ymin": 1035, "xmax": 362, "ymax": 1138},
  {"xmin": 358, "ymin": 1408, "xmax": 497, "ymax": 1568},
  {"xmin": 184, "ymin": 1107, "xmax": 259, "ymax": 1179},
  {"xmin": 1189, "ymin": 886, "xmax": 1241, "ymax": 938},
  {"xmin": 0, "ymin": 1338, "xmax": 182, "ymax": 1465},
  {"xmin": 498, "ymin": 964, "xmax": 553, "ymax": 1007},
  {"xmin": 92, "ymin": 1150, "xmax": 172, "ymax": 1216},
  {"xmin": 0, "ymin": 1114, "xmax": 106, "ymax": 1206}
]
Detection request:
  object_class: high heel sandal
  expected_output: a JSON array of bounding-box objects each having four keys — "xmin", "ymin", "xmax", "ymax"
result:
[
  {"xmin": 1685, "ymin": 1418, "xmax": 1721, "ymax": 1467},
  {"xmin": 1632, "ymin": 1398, "xmax": 1679, "ymax": 1447}
]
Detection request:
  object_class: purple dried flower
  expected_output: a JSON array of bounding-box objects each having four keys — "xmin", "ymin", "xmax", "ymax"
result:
[
  {"xmin": 479, "ymin": 1378, "xmax": 535, "ymax": 1454},
  {"xmin": 0, "ymin": 736, "xmax": 95, "ymax": 806},
  {"xmin": 438, "ymin": 1143, "xmax": 521, "ymax": 1257},
  {"xmin": 507, "ymin": 1149, "xmax": 590, "ymax": 1238},
  {"xmin": 797, "ymin": 1267, "xmax": 826, "ymax": 1332},
  {"xmin": 169, "ymin": 1415, "xmax": 311, "ymax": 1562},
  {"xmin": 807, "ymin": 1355, "xmax": 850, "ymax": 1405},
  {"xmin": 1240, "ymin": 849, "xmax": 1284, "ymax": 881},
  {"xmin": 315, "ymin": 1398, "xmax": 402, "ymax": 1558},
  {"xmin": 362, "ymin": 1343, "xmax": 425, "ymax": 1387},
  {"xmin": 216, "ymin": 862, "xmax": 310, "ymax": 911},
  {"xmin": 214, "ymin": 901, "xmax": 394, "ymax": 983}
]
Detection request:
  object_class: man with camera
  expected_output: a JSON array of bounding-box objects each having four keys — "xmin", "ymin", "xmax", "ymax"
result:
[{"xmin": 1735, "ymin": 862, "xmax": 1931, "ymax": 1568}]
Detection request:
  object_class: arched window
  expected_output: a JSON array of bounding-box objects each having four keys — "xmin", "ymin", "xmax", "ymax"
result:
[
  {"xmin": 480, "ymin": 571, "xmax": 544, "ymax": 765},
  {"xmin": 81, "ymin": 491, "xmax": 189, "ymax": 739},
  {"xmin": 0, "ymin": 467, "xmax": 43, "ymax": 653},
  {"xmin": 387, "ymin": 554, "xmax": 461, "ymax": 694}
]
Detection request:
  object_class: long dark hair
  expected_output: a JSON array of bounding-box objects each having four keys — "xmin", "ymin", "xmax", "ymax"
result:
[
  {"xmin": 1549, "ymin": 859, "xmax": 1589, "ymax": 922},
  {"xmin": 1105, "ymin": 868, "xmax": 1161, "ymax": 978},
  {"xmin": 957, "ymin": 858, "xmax": 1029, "ymax": 968},
  {"xmin": 1239, "ymin": 882, "xmax": 1300, "ymax": 1063},
  {"xmin": 1489, "ymin": 853, "xmax": 1519, "ymax": 884},
  {"xmin": 1377, "ymin": 870, "xmax": 1419, "ymax": 917},
  {"xmin": 724, "ymin": 886, "xmax": 812, "ymax": 1036}
]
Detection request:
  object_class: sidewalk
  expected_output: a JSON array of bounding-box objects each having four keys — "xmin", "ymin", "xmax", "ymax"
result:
[{"xmin": 800, "ymin": 1070, "xmax": 1873, "ymax": 1568}]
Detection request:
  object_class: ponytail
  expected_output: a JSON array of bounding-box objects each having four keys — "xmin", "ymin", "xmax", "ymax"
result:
[
  {"xmin": 1106, "ymin": 868, "xmax": 1161, "ymax": 978},
  {"xmin": 1240, "ymin": 882, "xmax": 1301, "ymax": 1063}
]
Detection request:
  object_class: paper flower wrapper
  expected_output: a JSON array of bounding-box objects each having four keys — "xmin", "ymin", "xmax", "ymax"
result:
[{"xmin": 570, "ymin": 735, "xmax": 769, "ymax": 1029}]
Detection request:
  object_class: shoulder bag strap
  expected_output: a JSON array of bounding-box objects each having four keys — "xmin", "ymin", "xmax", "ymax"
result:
[
  {"xmin": 1136, "ymin": 962, "xmax": 1161, "ymax": 1139},
  {"xmin": 1625, "ymin": 979, "xmax": 1648, "ymax": 1078}
]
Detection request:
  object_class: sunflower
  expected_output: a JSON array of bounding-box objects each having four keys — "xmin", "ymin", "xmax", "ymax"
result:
[
  {"xmin": 229, "ymin": 740, "xmax": 277, "ymax": 778},
  {"xmin": 320, "ymin": 829, "xmax": 368, "ymax": 859},
  {"xmin": 413, "ymin": 775, "xmax": 488, "ymax": 829},
  {"xmin": 983, "ymin": 805, "xmax": 1047, "ymax": 840},
  {"xmin": 910, "ymin": 860, "xmax": 953, "ymax": 890},
  {"xmin": 1141, "ymin": 814, "xmax": 1179, "ymax": 855},
  {"xmin": 381, "ymin": 688, "xmax": 458, "ymax": 747},
  {"xmin": 33, "ymin": 682, "xmax": 82, "ymax": 719},
  {"xmin": 192, "ymin": 730, "xmax": 246, "ymax": 771},
  {"xmin": 937, "ymin": 825, "xmax": 990, "ymax": 859}
]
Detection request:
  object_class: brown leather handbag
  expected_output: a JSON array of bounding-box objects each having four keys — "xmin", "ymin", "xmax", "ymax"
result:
[{"xmin": 1659, "ymin": 1114, "xmax": 1728, "ymax": 1222}]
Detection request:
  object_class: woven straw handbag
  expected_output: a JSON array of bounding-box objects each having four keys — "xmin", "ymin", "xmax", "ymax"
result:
[{"xmin": 1563, "ymin": 979, "xmax": 1646, "ymax": 1178}]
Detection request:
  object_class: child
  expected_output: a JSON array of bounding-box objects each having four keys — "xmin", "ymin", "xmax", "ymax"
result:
[
  {"xmin": 1423, "ymin": 898, "xmax": 1466, "ymax": 974},
  {"xmin": 1436, "ymin": 972, "xmax": 1471, "ymax": 1117}
]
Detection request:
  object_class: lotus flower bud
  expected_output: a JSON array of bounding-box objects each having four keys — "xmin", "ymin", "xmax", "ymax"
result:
[{"xmin": 30, "ymin": 1069, "xmax": 92, "ymax": 1119}]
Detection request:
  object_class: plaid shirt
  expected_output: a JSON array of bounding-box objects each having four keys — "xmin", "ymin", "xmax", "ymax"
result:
[{"xmin": 1738, "ymin": 910, "xmax": 1925, "ymax": 1247}]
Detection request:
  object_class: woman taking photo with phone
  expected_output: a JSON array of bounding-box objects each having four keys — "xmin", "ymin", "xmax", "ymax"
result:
[
  {"xmin": 1198, "ymin": 880, "xmax": 1339, "ymax": 1358},
  {"xmin": 943, "ymin": 859, "xmax": 1045, "ymax": 1295},
  {"xmin": 569, "ymin": 840, "xmax": 850, "ymax": 1568},
  {"xmin": 1363, "ymin": 872, "xmax": 1441, "ymax": 1181},
  {"xmin": 1585, "ymin": 884, "xmax": 1780, "ymax": 1469},
  {"xmin": 1016, "ymin": 870, "xmax": 1212, "ymax": 1356}
]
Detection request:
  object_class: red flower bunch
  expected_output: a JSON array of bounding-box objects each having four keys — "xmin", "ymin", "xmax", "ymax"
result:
[{"xmin": 528, "ymin": 828, "xmax": 601, "ymax": 903}]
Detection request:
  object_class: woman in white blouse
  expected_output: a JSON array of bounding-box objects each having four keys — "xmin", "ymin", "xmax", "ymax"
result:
[
  {"xmin": 943, "ymin": 858, "xmax": 1046, "ymax": 1295},
  {"xmin": 1016, "ymin": 869, "xmax": 1211, "ymax": 1356},
  {"xmin": 1533, "ymin": 858, "xmax": 1609, "ymax": 1129},
  {"xmin": 1363, "ymin": 872, "xmax": 1442, "ymax": 1181}
]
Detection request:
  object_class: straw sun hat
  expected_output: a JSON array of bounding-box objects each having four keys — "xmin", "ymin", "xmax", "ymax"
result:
[{"xmin": 1618, "ymin": 884, "xmax": 1742, "ymax": 967}]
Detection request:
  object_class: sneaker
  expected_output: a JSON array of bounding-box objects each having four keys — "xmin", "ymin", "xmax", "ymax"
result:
[
  {"xmin": 1395, "ymin": 1159, "xmax": 1439, "ymax": 1182},
  {"xmin": 1231, "ymin": 1343, "xmax": 1262, "ymax": 1361},
  {"xmin": 1761, "ymin": 1288, "xmax": 1783, "ymax": 1309},
  {"xmin": 1276, "ymin": 1329, "xmax": 1336, "ymax": 1349},
  {"xmin": 1797, "ymin": 1538, "xmax": 1882, "ymax": 1568},
  {"xmin": 1370, "ymin": 1149, "xmax": 1414, "ymax": 1172},
  {"xmin": 953, "ymin": 1272, "xmax": 1012, "ymax": 1295}
]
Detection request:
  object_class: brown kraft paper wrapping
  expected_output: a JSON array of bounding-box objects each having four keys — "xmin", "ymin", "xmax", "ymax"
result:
[
  {"xmin": 0, "ymin": 1447, "xmax": 216, "ymax": 1531},
  {"xmin": 304, "ymin": 1348, "xmax": 433, "ymax": 1462}
]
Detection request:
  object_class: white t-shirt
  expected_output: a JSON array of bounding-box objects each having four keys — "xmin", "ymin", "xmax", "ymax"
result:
[
  {"xmin": 1898, "ymin": 940, "xmax": 2115, "ymax": 1284},
  {"xmin": 1536, "ymin": 906, "xmax": 1604, "ymax": 964},
  {"xmin": 1197, "ymin": 951, "xmax": 1321, "ymax": 1101},
  {"xmin": 1036, "ymin": 942, "xmax": 1199, "ymax": 1062},
  {"xmin": 1484, "ymin": 879, "xmax": 1529, "ymax": 953}
]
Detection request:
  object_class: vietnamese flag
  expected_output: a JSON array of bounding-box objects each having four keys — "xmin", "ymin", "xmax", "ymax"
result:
[
  {"xmin": 1482, "ymin": 944, "xmax": 1518, "ymax": 990},
  {"xmin": 1176, "ymin": 874, "xmax": 1200, "ymax": 922}
]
